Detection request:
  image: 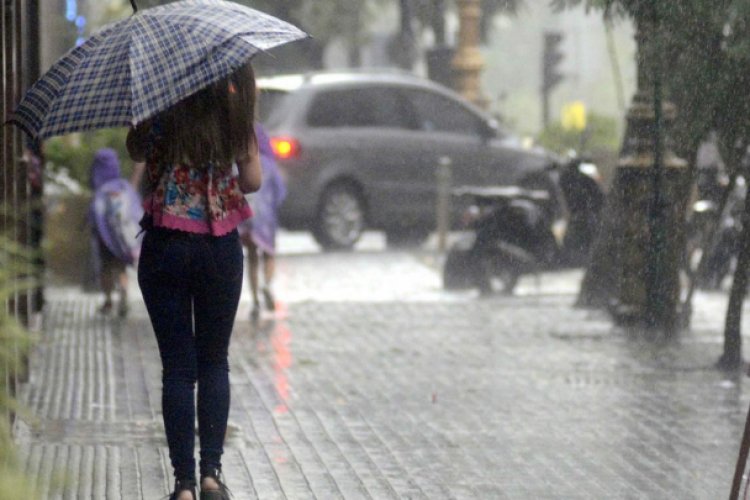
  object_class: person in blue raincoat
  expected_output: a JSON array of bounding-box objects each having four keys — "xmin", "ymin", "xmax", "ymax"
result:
[{"xmin": 238, "ymin": 124, "xmax": 287, "ymax": 321}]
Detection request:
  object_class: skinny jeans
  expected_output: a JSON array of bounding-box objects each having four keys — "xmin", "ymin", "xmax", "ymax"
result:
[{"xmin": 137, "ymin": 226, "xmax": 243, "ymax": 481}]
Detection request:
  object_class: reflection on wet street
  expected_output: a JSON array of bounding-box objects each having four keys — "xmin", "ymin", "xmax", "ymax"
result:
[{"xmin": 18, "ymin": 231, "xmax": 750, "ymax": 498}]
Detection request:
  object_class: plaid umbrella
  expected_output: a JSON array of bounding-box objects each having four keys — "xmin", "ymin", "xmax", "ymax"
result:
[{"xmin": 9, "ymin": 0, "xmax": 308, "ymax": 139}]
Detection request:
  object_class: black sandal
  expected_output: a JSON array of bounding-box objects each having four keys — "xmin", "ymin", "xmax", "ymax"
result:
[
  {"xmin": 200, "ymin": 468, "xmax": 232, "ymax": 499},
  {"xmin": 169, "ymin": 478, "xmax": 197, "ymax": 500}
]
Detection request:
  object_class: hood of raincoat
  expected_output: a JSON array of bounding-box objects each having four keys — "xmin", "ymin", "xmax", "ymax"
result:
[{"xmin": 90, "ymin": 148, "xmax": 121, "ymax": 191}]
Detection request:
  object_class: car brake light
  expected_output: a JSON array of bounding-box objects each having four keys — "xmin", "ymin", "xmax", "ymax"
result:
[{"xmin": 270, "ymin": 137, "xmax": 300, "ymax": 160}]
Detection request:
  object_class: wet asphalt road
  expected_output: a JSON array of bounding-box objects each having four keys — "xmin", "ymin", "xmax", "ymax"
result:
[{"xmin": 16, "ymin": 231, "xmax": 750, "ymax": 499}]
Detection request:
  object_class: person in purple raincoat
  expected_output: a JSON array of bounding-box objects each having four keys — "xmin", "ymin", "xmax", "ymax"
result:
[
  {"xmin": 238, "ymin": 124, "xmax": 287, "ymax": 321},
  {"xmin": 89, "ymin": 148, "xmax": 142, "ymax": 316}
]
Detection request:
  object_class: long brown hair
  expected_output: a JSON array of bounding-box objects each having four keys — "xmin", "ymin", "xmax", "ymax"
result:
[{"xmin": 133, "ymin": 62, "xmax": 257, "ymax": 169}]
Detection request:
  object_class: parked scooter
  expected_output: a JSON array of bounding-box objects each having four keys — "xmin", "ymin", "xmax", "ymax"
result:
[
  {"xmin": 442, "ymin": 155, "xmax": 605, "ymax": 294},
  {"xmin": 687, "ymin": 175, "xmax": 745, "ymax": 290},
  {"xmin": 558, "ymin": 153, "xmax": 606, "ymax": 265}
]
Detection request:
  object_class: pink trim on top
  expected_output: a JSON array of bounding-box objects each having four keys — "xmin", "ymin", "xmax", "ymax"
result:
[{"xmin": 144, "ymin": 198, "xmax": 253, "ymax": 237}]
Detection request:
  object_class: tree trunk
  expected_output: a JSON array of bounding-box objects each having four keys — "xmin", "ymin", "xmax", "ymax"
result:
[
  {"xmin": 576, "ymin": 180, "xmax": 622, "ymax": 309},
  {"xmin": 718, "ymin": 173, "xmax": 750, "ymax": 369},
  {"xmin": 390, "ymin": 0, "xmax": 416, "ymax": 69},
  {"xmin": 577, "ymin": 10, "xmax": 688, "ymax": 334},
  {"xmin": 431, "ymin": 0, "xmax": 446, "ymax": 45}
]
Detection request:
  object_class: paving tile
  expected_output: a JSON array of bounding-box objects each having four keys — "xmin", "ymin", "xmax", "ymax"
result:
[{"xmin": 17, "ymin": 245, "xmax": 750, "ymax": 499}]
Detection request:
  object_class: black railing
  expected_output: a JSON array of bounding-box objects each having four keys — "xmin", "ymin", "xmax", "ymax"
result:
[{"xmin": 2, "ymin": 0, "xmax": 41, "ymax": 413}]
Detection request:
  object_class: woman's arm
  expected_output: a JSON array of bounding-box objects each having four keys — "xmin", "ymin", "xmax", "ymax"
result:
[
  {"xmin": 237, "ymin": 142, "xmax": 262, "ymax": 193},
  {"xmin": 126, "ymin": 126, "xmax": 147, "ymax": 162},
  {"xmin": 129, "ymin": 161, "xmax": 146, "ymax": 189}
]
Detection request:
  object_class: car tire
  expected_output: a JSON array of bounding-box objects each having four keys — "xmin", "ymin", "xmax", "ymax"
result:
[
  {"xmin": 313, "ymin": 183, "xmax": 366, "ymax": 250},
  {"xmin": 385, "ymin": 228, "xmax": 430, "ymax": 248}
]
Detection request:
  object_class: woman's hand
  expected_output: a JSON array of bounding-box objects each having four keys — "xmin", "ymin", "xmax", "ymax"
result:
[{"xmin": 237, "ymin": 142, "xmax": 262, "ymax": 193}]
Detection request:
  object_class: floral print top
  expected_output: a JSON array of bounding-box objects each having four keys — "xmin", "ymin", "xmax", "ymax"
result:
[{"xmin": 143, "ymin": 161, "xmax": 252, "ymax": 236}]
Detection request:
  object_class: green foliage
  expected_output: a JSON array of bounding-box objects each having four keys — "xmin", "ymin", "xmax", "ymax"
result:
[
  {"xmin": 0, "ymin": 237, "xmax": 38, "ymax": 499},
  {"xmin": 552, "ymin": 0, "xmax": 750, "ymax": 171},
  {"xmin": 536, "ymin": 113, "xmax": 620, "ymax": 155},
  {"xmin": 44, "ymin": 194, "xmax": 93, "ymax": 286},
  {"xmin": 44, "ymin": 128, "xmax": 132, "ymax": 187},
  {"xmin": 0, "ymin": 467, "xmax": 38, "ymax": 500},
  {"xmin": 550, "ymin": 0, "xmax": 648, "ymax": 18}
]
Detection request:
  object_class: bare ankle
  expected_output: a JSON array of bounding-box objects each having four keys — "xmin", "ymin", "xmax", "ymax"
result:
[{"xmin": 201, "ymin": 476, "xmax": 219, "ymax": 490}]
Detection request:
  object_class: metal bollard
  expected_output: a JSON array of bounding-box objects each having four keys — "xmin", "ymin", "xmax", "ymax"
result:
[{"xmin": 436, "ymin": 156, "xmax": 452, "ymax": 252}]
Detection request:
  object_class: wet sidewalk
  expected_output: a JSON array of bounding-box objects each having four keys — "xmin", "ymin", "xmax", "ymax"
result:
[{"xmin": 16, "ymin": 233, "xmax": 750, "ymax": 499}]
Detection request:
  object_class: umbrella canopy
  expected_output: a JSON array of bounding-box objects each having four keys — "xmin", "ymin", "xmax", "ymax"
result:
[{"xmin": 10, "ymin": 0, "xmax": 308, "ymax": 139}]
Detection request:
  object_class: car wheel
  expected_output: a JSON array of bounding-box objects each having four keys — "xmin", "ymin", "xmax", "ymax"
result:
[
  {"xmin": 313, "ymin": 183, "xmax": 366, "ymax": 250},
  {"xmin": 385, "ymin": 228, "xmax": 430, "ymax": 248}
]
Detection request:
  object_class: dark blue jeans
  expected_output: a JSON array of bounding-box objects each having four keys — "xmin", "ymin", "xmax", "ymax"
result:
[{"xmin": 138, "ymin": 227, "xmax": 243, "ymax": 481}]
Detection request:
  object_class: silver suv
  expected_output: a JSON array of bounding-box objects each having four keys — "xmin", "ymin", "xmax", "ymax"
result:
[{"xmin": 258, "ymin": 71, "xmax": 557, "ymax": 249}]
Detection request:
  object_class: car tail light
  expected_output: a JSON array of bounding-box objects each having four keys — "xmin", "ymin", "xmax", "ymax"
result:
[{"xmin": 270, "ymin": 137, "xmax": 300, "ymax": 160}]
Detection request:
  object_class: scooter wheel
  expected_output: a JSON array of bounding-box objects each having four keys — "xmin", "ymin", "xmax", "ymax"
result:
[
  {"xmin": 478, "ymin": 265, "xmax": 519, "ymax": 295},
  {"xmin": 498, "ymin": 269, "xmax": 519, "ymax": 294}
]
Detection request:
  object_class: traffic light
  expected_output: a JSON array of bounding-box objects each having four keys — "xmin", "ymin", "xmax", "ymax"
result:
[
  {"xmin": 542, "ymin": 32, "xmax": 564, "ymax": 92},
  {"xmin": 541, "ymin": 31, "xmax": 564, "ymax": 127}
]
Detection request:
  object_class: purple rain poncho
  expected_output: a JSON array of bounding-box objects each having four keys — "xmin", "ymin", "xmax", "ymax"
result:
[
  {"xmin": 90, "ymin": 148, "xmax": 121, "ymax": 191},
  {"xmin": 241, "ymin": 125, "xmax": 287, "ymax": 254},
  {"xmin": 89, "ymin": 149, "xmax": 143, "ymax": 264}
]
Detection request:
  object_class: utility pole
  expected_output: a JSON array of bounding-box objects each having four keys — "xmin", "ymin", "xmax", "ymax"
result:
[{"xmin": 541, "ymin": 31, "xmax": 565, "ymax": 128}]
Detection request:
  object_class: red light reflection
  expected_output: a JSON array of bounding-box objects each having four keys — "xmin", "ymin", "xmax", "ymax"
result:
[{"xmin": 272, "ymin": 322, "xmax": 292, "ymax": 414}]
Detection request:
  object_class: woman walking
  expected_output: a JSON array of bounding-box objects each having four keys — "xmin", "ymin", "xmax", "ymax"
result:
[{"xmin": 127, "ymin": 62, "xmax": 261, "ymax": 500}]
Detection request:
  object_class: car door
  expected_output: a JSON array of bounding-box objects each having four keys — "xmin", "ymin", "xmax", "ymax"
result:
[
  {"xmin": 398, "ymin": 87, "xmax": 493, "ymax": 225},
  {"xmin": 308, "ymin": 85, "xmax": 426, "ymax": 228},
  {"xmin": 483, "ymin": 135, "xmax": 549, "ymax": 187}
]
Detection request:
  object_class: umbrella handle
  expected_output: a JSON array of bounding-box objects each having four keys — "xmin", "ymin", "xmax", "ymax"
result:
[{"xmin": 130, "ymin": 0, "xmax": 138, "ymax": 14}]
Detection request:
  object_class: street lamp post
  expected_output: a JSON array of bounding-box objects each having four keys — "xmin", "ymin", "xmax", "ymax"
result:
[
  {"xmin": 611, "ymin": 13, "xmax": 689, "ymax": 334},
  {"xmin": 452, "ymin": 0, "xmax": 485, "ymax": 106}
]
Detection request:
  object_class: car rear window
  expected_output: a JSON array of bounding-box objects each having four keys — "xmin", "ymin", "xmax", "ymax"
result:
[
  {"xmin": 307, "ymin": 87, "xmax": 415, "ymax": 129},
  {"xmin": 258, "ymin": 89, "xmax": 290, "ymax": 128}
]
